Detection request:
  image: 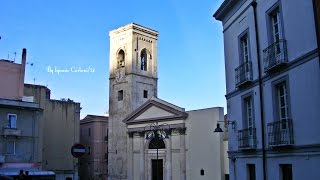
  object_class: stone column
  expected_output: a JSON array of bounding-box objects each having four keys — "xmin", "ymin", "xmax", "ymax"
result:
[
  {"xmin": 127, "ymin": 132, "xmax": 134, "ymax": 180},
  {"xmin": 165, "ymin": 129, "xmax": 172, "ymax": 180},
  {"xmin": 179, "ymin": 128, "xmax": 186, "ymax": 180},
  {"xmin": 139, "ymin": 132, "xmax": 145, "ymax": 180}
]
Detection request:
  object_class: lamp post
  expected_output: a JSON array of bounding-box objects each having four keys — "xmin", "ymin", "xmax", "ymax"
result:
[{"xmin": 144, "ymin": 122, "xmax": 170, "ymax": 180}]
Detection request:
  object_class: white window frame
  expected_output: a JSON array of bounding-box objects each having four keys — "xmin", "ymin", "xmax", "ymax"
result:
[
  {"xmin": 7, "ymin": 114, "xmax": 17, "ymax": 129},
  {"xmin": 277, "ymin": 83, "xmax": 289, "ymax": 129},
  {"xmin": 245, "ymin": 96, "xmax": 253, "ymax": 129},
  {"xmin": 240, "ymin": 34, "xmax": 250, "ymax": 64},
  {"xmin": 244, "ymin": 96, "xmax": 254, "ymax": 135},
  {"xmin": 268, "ymin": 6, "xmax": 284, "ymax": 57}
]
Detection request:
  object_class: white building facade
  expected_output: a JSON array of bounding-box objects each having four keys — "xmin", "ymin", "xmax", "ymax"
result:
[
  {"xmin": 214, "ymin": 0, "xmax": 320, "ymax": 180},
  {"xmin": 123, "ymin": 97, "xmax": 227, "ymax": 180}
]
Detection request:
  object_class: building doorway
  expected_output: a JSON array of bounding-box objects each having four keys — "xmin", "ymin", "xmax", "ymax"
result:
[{"xmin": 152, "ymin": 159, "xmax": 163, "ymax": 180}]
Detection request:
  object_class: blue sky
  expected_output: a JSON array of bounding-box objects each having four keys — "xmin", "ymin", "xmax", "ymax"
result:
[{"xmin": 1, "ymin": 0, "xmax": 226, "ymax": 118}]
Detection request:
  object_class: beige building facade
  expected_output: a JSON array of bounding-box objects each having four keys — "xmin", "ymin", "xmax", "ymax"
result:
[
  {"xmin": 80, "ymin": 115, "xmax": 108, "ymax": 180},
  {"xmin": 0, "ymin": 49, "xmax": 26, "ymax": 100},
  {"xmin": 24, "ymin": 84, "xmax": 81, "ymax": 180},
  {"xmin": 0, "ymin": 49, "xmax": 55, "ymax": 179}
]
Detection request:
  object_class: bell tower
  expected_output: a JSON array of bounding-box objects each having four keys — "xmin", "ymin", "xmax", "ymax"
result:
[{"xmin": 108, "ymin": 23, "xmax": 159, "ymax": 179}]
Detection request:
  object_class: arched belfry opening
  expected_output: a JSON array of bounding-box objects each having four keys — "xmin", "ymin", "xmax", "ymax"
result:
[
  {"xmin": 117, "ymin": 49, "xmax": 125, "ymax": 68},
  {"xmin": 141, "ymin": 49, "xmax": 148, "ymax": 71}
]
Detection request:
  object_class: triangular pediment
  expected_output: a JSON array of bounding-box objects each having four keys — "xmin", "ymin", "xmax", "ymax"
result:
[
  {"xmin": 134, "ymin": 106, "xmax": 175, "ymax": 120},
  {"xmin": 123, "ymin": 97, "xmax": 188, "ymax": 124}
]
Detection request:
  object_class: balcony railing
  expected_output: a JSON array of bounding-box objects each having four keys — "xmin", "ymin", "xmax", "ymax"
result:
[
  {"xmin": 238, "ymin": 127, "xmax": 257, "ymax": 150},
  {"xmin": 3, "ymin": 128, "xmax": 22, "ymax": 137},
  {"xmin": 267, "ymin": 118, "xmax": 294, "ymax": 147},
  {"xmin": 235, "ymin": 61, "xmax": 253, "ymax": 87},
  {"xmin": 263, "ymin": 39, "xmax": 288, "ymax": 72}
]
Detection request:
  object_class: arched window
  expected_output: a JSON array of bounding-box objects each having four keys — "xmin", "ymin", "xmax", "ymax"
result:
[
  {"xmin": 117, "ymin": 50, "xmax": 125, "ymax": 68},
  {"xmin": 149, "ymin": 138, "xmax": 165, "ymax": 149},
  {"xmin": 141, "ymin": 49, "xmax": 147, "ymax": 71}
]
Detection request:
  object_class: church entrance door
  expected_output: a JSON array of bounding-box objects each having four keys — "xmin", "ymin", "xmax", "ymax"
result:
[{"xmin": 152, "ymin": 159, "xmax": 163, "ymax": 180}]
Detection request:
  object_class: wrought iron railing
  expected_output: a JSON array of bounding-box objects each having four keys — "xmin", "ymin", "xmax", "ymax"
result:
[
  {"xmin": 263, "ymin": 39, "xmax": 288, "ymax": 72},
  {"xmin": 267, "ymin": 118, "xmax": 294, "ymax": 147},
  {"xmin": 238, "ymin": 127, "xmax": 256, "ymax": 150},
  {"xmin": 235, "ymin": 61, "xmax": 253, "ymax": 87}
]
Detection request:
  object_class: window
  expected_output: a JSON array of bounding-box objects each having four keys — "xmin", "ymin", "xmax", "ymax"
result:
[
  {"xmin": 143, "ymin": 90, "xmax": 148, "ymax": 98},
  {"xmin": 280, "ymin": 164, "xmax": 292, "ymax": 180},
  {"xmin": 118, "ymin": 90, "xmax": 124, "ymax": 101},
  {"xmin": 243, "ymin": 95, "xmax": 254, "ymax": 135},
  {"xmin": 200, "ymin": 169, "xmax": 204, "ymax": 176},
  {"xmin": 89, "ymin": 128, "xmax": 91, "ymax": 136},
  {"xmin": 240, "ymin": 33, "xmax": 250, "ymax": 64},
  {"xmin": 247, "ymin": 164, "xmax": 256, "ymax": 180},
  {"xmin": 244, "ymin": 96, "xmax": 253, "ymax": 128},
  {"xmin": 269, "ymin": 7, "xmax": 283, "ymax": 54},
  {"xmin": 276, "ymin": 82, "xmax": 289, "ymax": 128},
  {"xmin": 141, "ymin": 49, "xmax": 147, "ymax": 71},
  {"xmin": 6, "ymin": 141, "xmax": 15, "ymax": 155},
  {"xmin": 117, "ymin": 50, "xmax": 125, "ymax": 68},
  {"xmin": 236, "ymin": 31, "xmax": 252, "ymax": 86},
  {"xmin": 225, "ymin": 174, "xmax": 230, "ymax": 180},
  {"xmin": 7, "ymin": 114, "xmax": 17, "ymax": 128}
]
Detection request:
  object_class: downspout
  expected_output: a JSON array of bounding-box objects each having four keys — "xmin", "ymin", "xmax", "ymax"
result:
[
  {"xmin": 251, "ymin": 1, "xmax": 267, "ymax": 180},
  {"xmin": 312, "ymin": 0, "xmax": 320, "ymax": 69}
]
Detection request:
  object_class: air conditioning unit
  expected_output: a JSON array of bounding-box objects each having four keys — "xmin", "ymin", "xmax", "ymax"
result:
[{"xmin": 0, "ymin": 155, "xmax": 5, "ymax": 163}]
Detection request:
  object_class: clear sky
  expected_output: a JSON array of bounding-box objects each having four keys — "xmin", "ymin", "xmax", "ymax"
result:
[{"xmin": 1, "ymin": 0, "xmax": 226, "ymax": 118}]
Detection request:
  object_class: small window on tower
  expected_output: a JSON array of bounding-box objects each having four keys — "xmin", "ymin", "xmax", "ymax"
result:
[
  {"xmin": 117, "ymin": 49, "xmax": 125, "ymax": 68},
  {"xmin": 141, "ymin": 49, "xmax": 147, "ymax": 71},
  {"xmin": 118, "ymin": 90, "xmax": 124, "ymax": 101},
  {"xmin": 143, "ymin": 90, "xmax": 148, "ymax": 98}
]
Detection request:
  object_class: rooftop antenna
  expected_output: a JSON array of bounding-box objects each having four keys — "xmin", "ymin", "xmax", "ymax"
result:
[{"xmin": 33, "ymin": 78, "xmax": 35, "ymax": 84}]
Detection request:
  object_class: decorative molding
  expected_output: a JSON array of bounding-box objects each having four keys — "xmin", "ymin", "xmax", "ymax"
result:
[
  {"xmin": 138, "ymin": 37, "xmax": 153, "ymax": 43},
  {"xmin": 123, "ymin": 97, "xmax": 188, "ymax": 124}
]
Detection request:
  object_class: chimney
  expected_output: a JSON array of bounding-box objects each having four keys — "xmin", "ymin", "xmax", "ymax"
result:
[{"xmin": 19, "ymin": 48, "xmax": 27, "ymax": 99}]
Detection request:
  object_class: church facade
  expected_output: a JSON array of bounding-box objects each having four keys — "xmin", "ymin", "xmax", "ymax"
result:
[{"xmin": 107, "ymin": 23, "xmax": 228, "ymax": 180}]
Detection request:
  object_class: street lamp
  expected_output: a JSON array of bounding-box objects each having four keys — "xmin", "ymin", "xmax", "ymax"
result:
[
  {"xmin": 144, "ymin": 122, "xmax": 170, "ymax": 180},
  {"xmin": 214, "ymin": 120, "xmax": 236, "ymax": 133}
]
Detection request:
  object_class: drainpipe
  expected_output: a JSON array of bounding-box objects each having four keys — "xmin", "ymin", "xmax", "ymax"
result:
[
  {"xmin": 251, "ymin": 1, "xmax": 267, "ymax": 180},
  {"xmin": 312, "ymin": 0, "xmax": 320, "ymax": 70}
]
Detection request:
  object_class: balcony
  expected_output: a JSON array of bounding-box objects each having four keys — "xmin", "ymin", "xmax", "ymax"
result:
[
  {"xmin": 263, "ymin": 39, "xmax": 288, "ymax": 73},
  {"xmin": 238, "ymin": 128, "xmax": 257, "ymax": 150},
  {"xmin": 267, "ymin": 118, "xmax": 294, "ymax": 147},
  {"xmin": 235, "ymin": 61, "xmax": 253, "ymax": 88},
  {"xmin": 3, "ymin": 128, "xmax": 22, "ymax": 137}
]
